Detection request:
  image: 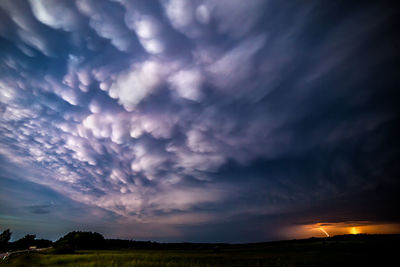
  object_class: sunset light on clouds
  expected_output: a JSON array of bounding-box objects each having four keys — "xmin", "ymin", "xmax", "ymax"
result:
[
  {"xmin": 284, "ymin": 222, "xmax": 400, "ymax": 240},
  {"xmin": 0, "ymin": 0, "xmax": 399, "ymax": 242}
]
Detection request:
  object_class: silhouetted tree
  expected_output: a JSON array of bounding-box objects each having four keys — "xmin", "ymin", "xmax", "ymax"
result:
[
  {"xmin": 0, "ymin": 229, "xmax": 11, "ymax": 251},
  {"xmin": 13, "ymin": 234, "xmax": 36, "ymax": 250},
  {"xmin": 55, "ymin": 231, "xmax": 105, "ymax": 250}
]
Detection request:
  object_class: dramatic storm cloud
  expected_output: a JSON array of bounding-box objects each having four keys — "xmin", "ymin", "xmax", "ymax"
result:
[{"xmin": 0, "ymin": 0, "xmax": 399, "ymax": 242}]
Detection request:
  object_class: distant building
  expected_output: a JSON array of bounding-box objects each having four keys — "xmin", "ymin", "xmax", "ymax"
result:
[{"xmin": 29, "ymin": 246, "xmax": 37, "ymax": 250}]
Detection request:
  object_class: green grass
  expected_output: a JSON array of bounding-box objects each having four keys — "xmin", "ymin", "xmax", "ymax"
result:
[
  {"xmin": 3, "ymin": 250, "xmax": 274, "ymax": 267},
  {"xmin": 1, "ymin": 237, "xmax": 397, "ymax": 266}
]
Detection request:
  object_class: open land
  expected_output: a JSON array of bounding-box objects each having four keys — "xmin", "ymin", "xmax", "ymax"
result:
[{"xmin": 1, "ymin": 234, "xmax": 398, "ymax": 266}]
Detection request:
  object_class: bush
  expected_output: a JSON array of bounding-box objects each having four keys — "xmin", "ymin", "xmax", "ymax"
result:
[
  {"xmin": 55, "ymin": 231, "xmax": 105, "ymax": 250},
  {"xmin": 12, "ymin": 234, "xmax": 36, "ymax": 250}
]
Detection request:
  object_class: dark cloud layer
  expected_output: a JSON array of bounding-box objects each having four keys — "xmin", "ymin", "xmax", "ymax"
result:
[{"xmin": 0, "ymin": 0, "xmax": 399, "ymax": 242}]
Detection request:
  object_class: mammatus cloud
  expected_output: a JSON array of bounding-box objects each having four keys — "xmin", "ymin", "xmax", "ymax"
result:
[
  {"xmin": 28, "ymin": 0, "xmax": 82, "ymax": 32},
  {"xmin": 0, "ymin": 0, "xmax": 399, "ymax": 242}
]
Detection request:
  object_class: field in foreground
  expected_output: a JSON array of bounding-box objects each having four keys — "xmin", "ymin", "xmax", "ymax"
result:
[{"xmin": 1, "ymin": 234, "xmax": 399, "ymax": 266}]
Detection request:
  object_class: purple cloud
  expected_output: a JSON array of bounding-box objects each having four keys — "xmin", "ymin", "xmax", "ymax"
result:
[{"xmin": 0, "ymin": 0, "xmax": 399, "ymax": 242}]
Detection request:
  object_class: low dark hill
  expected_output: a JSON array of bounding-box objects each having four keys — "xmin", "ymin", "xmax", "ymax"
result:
[
  {"xmin": 106, "ymin": 233, "xmax": 400, "ymax": 251},
  {"xmin": 54, "ymin": 231, "xmax": 400, "ymax": 251},
  {"xmin": 4, "ymin": 233, "xmax": 400, "ymax": 266}
]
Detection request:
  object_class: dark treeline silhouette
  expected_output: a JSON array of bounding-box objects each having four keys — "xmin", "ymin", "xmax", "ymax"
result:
[
  {"xmin": 0, "ymin": 229, "xmax": 53, "ymax": 252},
  {"xmin": 52, "ymin": 231, "xmax": 400, "ymax": 254},
  {"xmin": 104, "ymin": 239, "xmax": 228, "ymax": 250},
  {"xmin": 2, "ymin": 231, "xmax": 399, "ymax": 267},
  {"xmin": 2, "ymin": 228, "xmax": 400, "ymax": 255},
  {"xmin": 52, "ymin": 231, "xmax": 230, "ymax": 253},
  {"xmin": 54, "ymin": 231, "xmax": 104, "ymax": 254},
  {"xmin": 0, "ymin": 229, "xmax": 11, "ymax": 251}
]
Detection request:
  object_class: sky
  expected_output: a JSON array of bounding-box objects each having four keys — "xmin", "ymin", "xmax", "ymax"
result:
[{"xmin": 0, "ymin": 0, "xmax": 399, "ymax": 242}]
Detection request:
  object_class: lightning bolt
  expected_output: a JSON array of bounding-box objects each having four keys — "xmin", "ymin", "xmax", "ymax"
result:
[{"xmin": 319, "ymin": 227, "xmax": 330, "ymax": 237}]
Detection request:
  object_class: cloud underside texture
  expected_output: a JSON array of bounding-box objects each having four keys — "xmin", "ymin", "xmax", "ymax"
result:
[{"xmin": 0, "ymin": 0, "xmax": 399, "ymax": 241}]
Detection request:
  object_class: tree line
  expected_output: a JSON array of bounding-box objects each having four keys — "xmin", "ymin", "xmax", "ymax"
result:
[
  {"xmin": 3, "ymin": 228, "xmax": 397, "ymax": 255},
  {"xmin": 0, "ymin": 229, "xmax": 52, "ymax": 252},
  {"xmin": 1, "ymin": 229, "xmax": 227, "ymax": 254}
]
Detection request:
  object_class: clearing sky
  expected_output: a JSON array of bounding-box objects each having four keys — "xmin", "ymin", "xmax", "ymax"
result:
[{"xmin": 0, "ymin": 0, "xmax": 399, "ymax": 242}]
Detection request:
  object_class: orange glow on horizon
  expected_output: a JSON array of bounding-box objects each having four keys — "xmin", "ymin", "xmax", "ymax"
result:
[
  {"xmin": 319, "ymin": 227, "xmax": 330, "ymax": 237},
  {"xmin": 282, "ymin": 222, "xmax": 400, "ymax": 240},
  {"xmin": 350, "ymin": 227, "xmax": 359, "ymax": 235}
]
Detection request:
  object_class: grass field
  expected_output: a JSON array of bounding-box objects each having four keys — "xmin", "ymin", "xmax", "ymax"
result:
[{"xmin": 1, "ymin": 235, "xmax": 398, "ymax": 266}]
